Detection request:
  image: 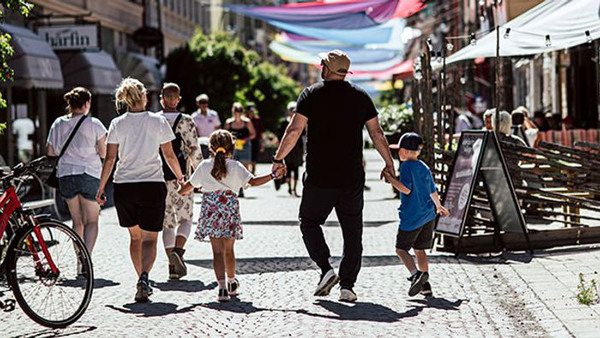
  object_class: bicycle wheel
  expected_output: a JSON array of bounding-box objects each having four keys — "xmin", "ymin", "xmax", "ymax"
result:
[{"xmin": 6, "ymin": 220, "xmax": 93, "ymax": 328}]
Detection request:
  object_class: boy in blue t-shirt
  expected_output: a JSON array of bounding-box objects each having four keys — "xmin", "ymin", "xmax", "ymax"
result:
[{"xmin": 384, "ymin": 132, "xmax": 449, "ymax": 298}]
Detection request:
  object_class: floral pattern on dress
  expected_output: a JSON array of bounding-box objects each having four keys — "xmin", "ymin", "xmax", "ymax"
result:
[{"xmin": 195, "ymin": 190, "xmax": 243, "ymax": 241}]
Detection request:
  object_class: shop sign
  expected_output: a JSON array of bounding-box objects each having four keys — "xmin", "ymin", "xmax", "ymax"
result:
[{"xmin": 38, "ymin": 25, "xmax": 99, "ymax": 50}]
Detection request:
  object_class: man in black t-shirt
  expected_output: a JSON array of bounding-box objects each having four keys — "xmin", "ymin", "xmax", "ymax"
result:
[{"xmin": 272, "ymin": 50, "xmax": 396, "ymax": 303}]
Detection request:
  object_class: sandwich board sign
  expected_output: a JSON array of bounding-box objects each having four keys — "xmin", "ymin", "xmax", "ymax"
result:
[{"xmin": 435, "ymin": 131, "xmax": 531, "ymax": 252}]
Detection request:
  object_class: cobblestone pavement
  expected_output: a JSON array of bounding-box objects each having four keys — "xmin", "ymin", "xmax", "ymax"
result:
[{"xmin": 1, "ymin": 150, "xmax": 598, "ymax": 337}]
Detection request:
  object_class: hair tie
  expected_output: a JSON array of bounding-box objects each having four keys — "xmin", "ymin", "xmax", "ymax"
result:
[{"xmin": 215, "ymin": 147, "xmax": 226, "ymax": 154}]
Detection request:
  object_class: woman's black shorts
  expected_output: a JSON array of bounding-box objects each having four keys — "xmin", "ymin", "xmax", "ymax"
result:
[{"xmin": 113, "ymin": 182, "xmax": 167, "ymax": 232}]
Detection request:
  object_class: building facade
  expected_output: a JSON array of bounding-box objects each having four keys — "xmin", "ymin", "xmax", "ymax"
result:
[{"xmin": 1, "ymin": 0, "xmax": 210, "ymax": 166}]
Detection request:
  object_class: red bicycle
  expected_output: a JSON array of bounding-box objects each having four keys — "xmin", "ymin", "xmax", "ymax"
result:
[{"xmin": 0, "ymin": 158, "xmax": 93, "ymax": 328}]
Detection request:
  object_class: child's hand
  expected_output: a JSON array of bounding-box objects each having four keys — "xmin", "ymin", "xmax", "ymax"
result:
[
  {"xmin": 382, "ymin": 170, "xmax": 394, "ymax": 183},
  {"xmin": 437, "ymin": 206, "xmax": 450, "ymax": 217},
  {"xmin": 275, "ymin": 167, "xmax": 286, "ymax": 179}
]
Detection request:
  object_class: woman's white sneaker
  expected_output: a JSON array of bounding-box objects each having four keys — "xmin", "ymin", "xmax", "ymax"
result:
[{"xmin": 339, "ymin": 288, "xmax": 357, "ymax": 303}]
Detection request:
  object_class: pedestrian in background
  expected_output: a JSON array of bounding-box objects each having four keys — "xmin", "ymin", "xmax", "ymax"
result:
[
  {"xmin": 157, "ymin": 83, "xmax": 203, "ymax": 280},
  {"xmin": 47, "ymin": 87, "xmax": 107, "ymax": 262},
  {"xmin": 191, "ymin": 93, "xmax": 221, "ymax": 159},
  {"xmin": 277, "ymin": 101, "xmax": 304, "ymax": 197},
  {"xmin": 179, "ymin": 130, "xmax": 282, "ymax": 302},
  {"xmin": 225, "ymin": 102, "xmax": 256, "ymax": 197},
  {"xmin": 245, "ymin": 102, "xmax": 264, "ymax": 174},
  {"xmin": 273, "ymin": 50, "xmax": 397, "ymax": 302},
  {"xmin": 96, "ymin": 78, "xmax": 184, "ymax": 303},
  {"xmin": 12, "ymin": 115, "xmax": 35, "ymax": 163},
  {"xmin": 384, "ymin": 133, "xmax": 449, "ymax": 298}
]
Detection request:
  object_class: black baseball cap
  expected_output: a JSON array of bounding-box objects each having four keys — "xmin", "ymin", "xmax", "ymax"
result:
[{"xmin": 390, "ymin": 132, "xmax": 424, "ymax": 151}]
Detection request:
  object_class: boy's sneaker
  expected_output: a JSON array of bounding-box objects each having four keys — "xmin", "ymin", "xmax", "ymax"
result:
[
  {"xmin": 420, "ymin": 282, "xmax": 433, "ymax": 298},
  {"xmin": 218, "ymin": 288, "xmax": 230, "ymax": 302},
  {"xmin": 168, "ymin": 249, "xmax": 187, "ymax": 280},
  {"xmin": 314, "ymin": 269, "xmax": 339, "ymax": 296},
  {"xmin": 227, "ymin": 278, "xmax": 240, "ymax": 296},
  {"xmin": 408, "ymin": 271, "xmax": 429, "ymax": 297},
  {"xmin": 339, "ymin": 288, "xmax": 357, "ymax": 303}
]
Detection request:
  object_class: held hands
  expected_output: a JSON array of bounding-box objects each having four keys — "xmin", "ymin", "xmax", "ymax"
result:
[
  {"xmin": 271, "ymin": 162, "xmax": 287, "ymax": 179},
  {"xmin": 272, "ymin": 166, "xmax": 286, "ymax": 179},
  {"xmin": 380, "ymin": 164, "xmax": 395, "ymax": 181}
]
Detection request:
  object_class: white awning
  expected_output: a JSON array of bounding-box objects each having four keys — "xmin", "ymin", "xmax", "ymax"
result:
[
  {"xmin": 0, "ymin": 24, "xmax": 63, "ymax": 89},
  {"xmin": 446, "ymin": 0, "xmax": 600, "ymax": 65}
]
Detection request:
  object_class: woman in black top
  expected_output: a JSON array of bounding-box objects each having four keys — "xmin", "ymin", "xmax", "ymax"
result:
[
  {"xmin": 278, "ymin": 101, "xmax": 304, "ymax": 196},
  {"xmin": 225, "ymin": 102, "xmax": 256, "ymax": 197}
]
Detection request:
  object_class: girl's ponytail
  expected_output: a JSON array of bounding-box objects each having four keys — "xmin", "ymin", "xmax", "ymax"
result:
[{"xmin": 209, "ymin": 130, "xmax": 235, "ymax": 180}]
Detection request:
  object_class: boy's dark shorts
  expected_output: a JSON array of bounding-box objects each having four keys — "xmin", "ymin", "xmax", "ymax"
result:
[
  {"xmin": 395, "ymin": 219, "xmax": 435, "ymax": 251},
  {"xmin": 114, "ymin": 182, "xmax": 167, "ymax": 232}
]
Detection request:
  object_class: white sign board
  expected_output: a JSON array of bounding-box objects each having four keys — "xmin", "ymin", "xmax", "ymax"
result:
[{"xmin": 38, "ymin": 25, "xmax": 99, "ymax": 50}]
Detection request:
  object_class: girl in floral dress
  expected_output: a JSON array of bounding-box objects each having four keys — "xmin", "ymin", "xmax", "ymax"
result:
[{"xmin": 179, "ymin": 130, "xmax": 281, "ymax": 302}]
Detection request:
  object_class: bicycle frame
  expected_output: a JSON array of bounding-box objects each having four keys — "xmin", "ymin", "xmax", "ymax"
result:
[{"xmin": 0, "ymin": 185, "xmax": 59, "ymax": 276}]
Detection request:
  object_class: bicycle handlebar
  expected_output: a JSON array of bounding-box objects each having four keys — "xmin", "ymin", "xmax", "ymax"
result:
[{"xmin": 1, "ymin": 156, "xmax": 54, "ymax": 187}]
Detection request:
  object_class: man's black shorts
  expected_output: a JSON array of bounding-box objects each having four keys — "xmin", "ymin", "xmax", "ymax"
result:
[
  {"xmin": 114, "ymin": 182, "xmax": 167, "ymax": 232},
  {"xmin": 395, "ymin": 219, "xmax": 435, "ymax": 251}
]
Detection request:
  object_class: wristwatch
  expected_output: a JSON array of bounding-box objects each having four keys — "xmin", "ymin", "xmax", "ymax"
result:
[{"xmin": 272, "ymin": 156, "xmax": 284, "ymax": 164}]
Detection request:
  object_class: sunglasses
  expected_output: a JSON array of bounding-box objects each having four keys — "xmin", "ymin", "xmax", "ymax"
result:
[
  {"xmin": 234, "ymin": 108, "xmax": 243, "ymax": 112},
  {"xmin": 198, "ymin": 100, "xmax": 209, "ymax": 104}
]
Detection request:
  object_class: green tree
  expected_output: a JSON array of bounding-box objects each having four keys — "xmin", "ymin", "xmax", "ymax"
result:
[
  {"xmin": 164, "ymin": 30, "xmax": 258, "ymax": 121},
  {"xmin": 0, "ymin": 1, "xmax": 33, "ymax": 134},
  {"xmin": 237, "ymin": 61, "xmax": 300, "ymax": 131},
  {"xmin": 165, "ymin": 30, "xmax": 300, "ymax": 131}
]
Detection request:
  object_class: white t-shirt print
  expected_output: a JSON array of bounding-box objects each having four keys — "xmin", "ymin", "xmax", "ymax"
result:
[
  {"xmin": 107, "ymin": 111, "xmax": 175, "ymax": 183},
  {"xmin": 189, "ymin": 158, "xmax": 253, "ymax": 193}
]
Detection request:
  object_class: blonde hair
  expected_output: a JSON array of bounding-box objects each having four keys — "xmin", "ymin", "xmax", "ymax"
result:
[
  {"xmin": 209, "ymin": 130, "xmax": 235, "ymax": 180},
  {"xmin": 115, "ymin": 78, "xmax": 146, "ymax": 111}
]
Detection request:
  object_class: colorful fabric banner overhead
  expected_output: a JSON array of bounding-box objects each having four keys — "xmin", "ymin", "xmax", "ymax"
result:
[
  {"xmin": 268, "ymin": 18, "xmax": 404, "ymax": 45},
  {"xmin": 273, "ymin": 33, "xmax": 403, "ymax": 64},
  {"xmin": 223, "ymin": 0, "xmax": 425, "ymax": 30},
  {"xmin": 269, "ymin": 40, "xmax": 404, "ymax": 71}
]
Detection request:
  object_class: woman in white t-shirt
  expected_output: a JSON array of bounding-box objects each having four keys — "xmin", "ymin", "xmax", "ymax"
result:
[
  {"xmin": 96, "ymin": 78, "xmax": 184, "ymax": 303},
  {"xmin": 47, "ymin": 87, "xmax": 107, "ymax": 259}
]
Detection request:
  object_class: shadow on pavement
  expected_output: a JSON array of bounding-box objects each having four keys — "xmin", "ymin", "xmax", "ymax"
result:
[
  {"xmin": 308, "ymin": 300, "xmax": 422, "ymax": 322},
  {"xmin": 241, "ymin": 220, "xmax": 393, "ymax": 227},
  {"xmin": 105, "ymin": 302, "xmax": 200, "ymax": 317},
  {"xmin": 152, "ymin": 280, "xmax": 218, "ymax": 293},
  {"xmin": 188, "ymin": 255, "xmax": 475, "ymax": 275},
  {"xmin": 407, "ymin": 297, "xmax": 465, "ymax": 310},
  {"xmin": 200, "ymin": 298, "xmax": 271, "ymax": 314},
  {"xmin": 93, "ymin": 278, "xmax": 120, "ymax": 289},
  {"xmin": 13, "ymin": 325, "xmax": 97, "ymax": 338}
]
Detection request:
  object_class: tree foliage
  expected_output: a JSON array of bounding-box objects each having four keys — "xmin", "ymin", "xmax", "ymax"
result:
[
  {"xmin": 165, "ymin": 30, "xmax": 300, "ymax": 131},
  {"xmin": 237, "ymin": 61, "xmax": 300, "ymax": 131},
  {"xmin": 0, "ymin": 0, "xmax": 33, "ymax": 133},
  {"xmin": 165, "ymin": 31, "xmax": 258, "ymax": 120}
]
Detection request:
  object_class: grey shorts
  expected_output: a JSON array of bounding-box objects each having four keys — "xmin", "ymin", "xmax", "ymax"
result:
[
  {"xmin": 58, "ymin": 173, "xmax": 100, "ymax": 201},
  {"xmin": 395, "ymin": 219, "xmax": 435, "ymax": 251}
]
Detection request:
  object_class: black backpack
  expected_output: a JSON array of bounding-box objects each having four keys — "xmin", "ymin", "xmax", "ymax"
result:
[{"xmin": 161, "ymin": 113, "xmax": 187, "ymax": 181}]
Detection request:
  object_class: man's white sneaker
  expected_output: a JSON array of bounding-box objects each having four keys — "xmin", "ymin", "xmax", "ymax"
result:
[
  {"xmin": 339, "ymin": 289, "xmax": 357, "ymax": 303},
  {"xmin": 314, "ymin": 269, "xmax": 339, "ymax": 296}
]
